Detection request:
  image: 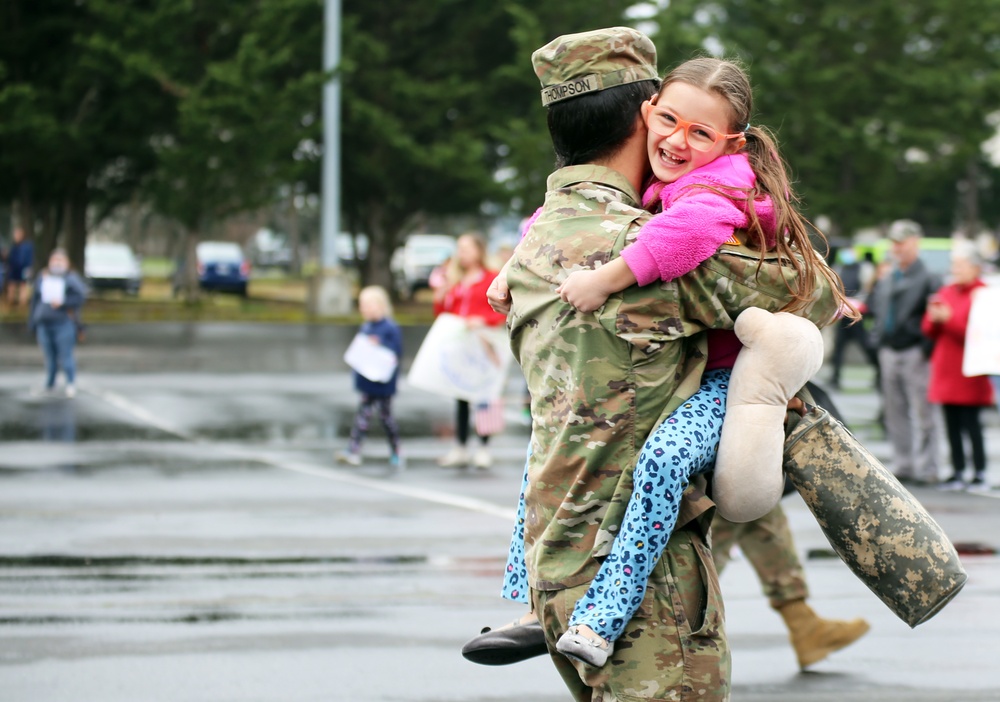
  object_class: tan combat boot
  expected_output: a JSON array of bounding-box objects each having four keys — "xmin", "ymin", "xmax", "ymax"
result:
[{"xmin": 777, "ymin": 599, "xmax": 870, "ymax": 669}]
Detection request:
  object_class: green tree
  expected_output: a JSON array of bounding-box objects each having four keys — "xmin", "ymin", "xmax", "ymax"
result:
[
  {"xmin": 654, "ymin": 0, "xmax": 1000, "ymax": 235},
  {"xmin": 339, "ymin": 1, "xmax": 643, "ymax": 289},
  {"xmin": 0, "ymin": 0, "xmax": 172, "ymax": 268},
  {"xmin": 132, "ymin": 0, "xmax": 324, "ymax": 296}
]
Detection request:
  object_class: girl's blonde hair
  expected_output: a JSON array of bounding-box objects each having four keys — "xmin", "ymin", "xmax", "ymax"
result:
[
  {"xmin": 661, "ymin": 57, "xmax": 858, "ymax": 321},
  {"xmin": 358, "ymin": 285, "xmax": 393, "ymax": 319}
]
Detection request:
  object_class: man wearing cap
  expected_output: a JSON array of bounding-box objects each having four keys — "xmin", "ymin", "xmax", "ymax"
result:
[
  {"xmin": 490, "ymin": 27, "xmax": 839, "ymax": 700},
  {"xmin": 869, "ymin": 219, "xmax": 942, "ymax": 484}
]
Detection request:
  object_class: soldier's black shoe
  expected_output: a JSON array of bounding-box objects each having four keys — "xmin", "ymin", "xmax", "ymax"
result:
[{"xmin": 461, "ymin": 619, "xmax": 548, "ymax": 665}]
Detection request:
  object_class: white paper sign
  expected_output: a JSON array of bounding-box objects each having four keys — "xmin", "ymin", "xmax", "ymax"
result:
[
  {"xmin": 344, "ymin": 333, "xmax": 398, "ymax": 383},
  {"xmin": 40, "ymin": 275, "xmax": 66, "ymax": 306},
  {"xmin": 407, "ymin": 313, "xmax": 512, "ymax": 403},
  {"xmin": 963, "ymin": 286, "xmax": 1000, "ymax": 377}
]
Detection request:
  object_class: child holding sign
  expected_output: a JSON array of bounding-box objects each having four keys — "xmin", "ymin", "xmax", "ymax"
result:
[{"xmin": 338, "ymin": 286, "xmax": 403, "ymax": 467}]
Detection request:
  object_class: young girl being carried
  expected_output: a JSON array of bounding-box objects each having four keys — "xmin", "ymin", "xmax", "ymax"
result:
[{"xmin": 486, "ymin": 57, "xmax": 855, "ymax": 669}]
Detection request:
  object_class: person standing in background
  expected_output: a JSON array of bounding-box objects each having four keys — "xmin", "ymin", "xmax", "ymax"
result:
[
  {"xmin": 5, "ymin": 227, "xmax": 34, "ymax": 308},
  {"xmin": 829, "ymin": 246, "xmax": 880, "ymax": 389},
  {"xmin": 338, "ymin": 286, "xmax": 403, "ymax": 468},
  {"xmin": 868, "ymin": 220, "xmax": 941, "ymax": 484},
  {"xmin": 434, "ymin": 233, "xmax": 505, "ymax": 469},
  {"xmin": 28, "ymin": 248, "xmax": 87, "ymax": 397},
  {"xmin": 922, "ymin": 250, "xmax": 995, "ymax": 491}
]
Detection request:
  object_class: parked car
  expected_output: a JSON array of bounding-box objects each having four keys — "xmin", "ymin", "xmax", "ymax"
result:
[
  {"xmin": 84, "ymin": 242, "xmax": 142, "ymax": 295},
  {"xmin": 390, "ymin": 234, "xmax": 455, "ymax": 298},
  {"xmin": 174, "ymin": 241, "xmax": 250, "ymax": 296},
  {"xmin": 249, "ymin": 228, "xmax": 293, "ymax": 270}
]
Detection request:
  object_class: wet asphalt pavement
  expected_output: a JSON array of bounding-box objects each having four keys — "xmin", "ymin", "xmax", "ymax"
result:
[{"xmin": 1, "ymin": 322, "xmax": 1000, "ymax": 701}]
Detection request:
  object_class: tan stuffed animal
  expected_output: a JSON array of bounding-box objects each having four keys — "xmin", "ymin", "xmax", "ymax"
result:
[{"xmin": 712, "ymin": 307, "xmax": 826, "ymax": 522}]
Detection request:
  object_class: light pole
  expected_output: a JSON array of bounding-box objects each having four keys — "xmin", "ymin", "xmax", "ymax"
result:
[{"xmin": 312, "ymin": 0, "xmax": 351, "ymax": 316}]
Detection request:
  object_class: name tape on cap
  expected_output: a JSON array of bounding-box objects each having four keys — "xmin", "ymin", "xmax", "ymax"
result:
[{"xmin": 540, "ymin": 74, "xmax": 604, "ymax": 106}]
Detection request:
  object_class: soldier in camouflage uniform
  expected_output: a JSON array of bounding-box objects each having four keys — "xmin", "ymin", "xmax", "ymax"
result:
[
  {"xmin": 504, "ymin": 27, "xmax": 841, "ymax": 701},
  {"xmin": 711, "ymin": 505, "xmax": 871, "ymax": 670}
]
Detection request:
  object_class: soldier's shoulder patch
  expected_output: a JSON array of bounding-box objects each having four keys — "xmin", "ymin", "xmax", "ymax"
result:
[{"xmin": 721, "ymin": 233, "xmax": 741, "ymax": 247}]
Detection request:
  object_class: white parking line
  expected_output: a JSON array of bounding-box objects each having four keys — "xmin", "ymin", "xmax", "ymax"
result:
[{"xmin": 87, "ymin": 385, "xmax": 515, "ymax": 520}]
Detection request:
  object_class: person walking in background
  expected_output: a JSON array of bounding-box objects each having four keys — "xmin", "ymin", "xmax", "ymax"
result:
[
  {"xmin": 922, "ymin": 249, "xmax": 995, "ymax": 491},
  {"xmin": 5, "ymin": 226, "xmax": 34, "ymax": 308},
  {"xmin": 829, "ymin": 246, "xmax": 880, "ymax": 389},
  {"xmin": 338, "ymin": 286, "xmax": 403, "ymax": 468},
  {"xmin": 434, "ymin": 233, "xmax": 505, "ymax": 469},
  {"xmin": 28, "ymin": 248, "xmax": 87, "ymax": 398},
  {"xmin": 868, "ymin": 219, "xmax": 941, "ymax": 484},
  {"xmin": 711, "ymin": 505, "xmax": 870, "ymax": 670}
]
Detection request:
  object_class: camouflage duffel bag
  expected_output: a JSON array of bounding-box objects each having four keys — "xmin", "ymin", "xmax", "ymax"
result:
[{"xmin": 783, "ymin": 406, "xmax": 967, "ymax": 628}]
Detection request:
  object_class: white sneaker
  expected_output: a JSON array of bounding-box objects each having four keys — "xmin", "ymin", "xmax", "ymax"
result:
[
  {"xmin": 473, "ymin": 448, "xmax": 492, "ymax": 470},
  {"xmin": 937, "ymin": 477, "xmax": 965, "ymax": 491},
  {"xmin": 65, "ymin": 385, "xmax": 76, "ymax": 398},
  {"xmin": 438, "ymin": 446, "xmax": 470, "ymax": 467},
  {"xmin": 967, "ymin": 479, "xmax": 992, "ymax": 492},
  {"xmin": 336, "ymin": 451, "xmax": 362, "ymax": 467}
]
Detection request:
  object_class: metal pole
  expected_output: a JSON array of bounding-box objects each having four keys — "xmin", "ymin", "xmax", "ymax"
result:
[
  {"xmin": 321, "ymin": 0, "xmax": 341, "ymax": 271},
  {"xmin": 311, "ymin": 0, "xmax": 350, "ymax": 315}
]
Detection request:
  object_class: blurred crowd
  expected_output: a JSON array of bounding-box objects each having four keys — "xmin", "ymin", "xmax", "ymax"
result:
[{"xmin": 830, "ymin": 220, "xmax": 1000, "ymax": 491}]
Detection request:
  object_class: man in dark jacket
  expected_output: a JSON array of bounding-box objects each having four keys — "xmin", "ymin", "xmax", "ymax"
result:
[
  {"xmin": 868, "ymin": 220, "xmax": 941, "ymax": 484},
  {"xmin": 5, "ymin": 227, "xmax": 34, "ymax": 308}
]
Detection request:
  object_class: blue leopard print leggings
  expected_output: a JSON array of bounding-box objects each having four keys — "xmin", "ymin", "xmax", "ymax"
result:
[{"xmin": 501, "ymin": 369, "xmax": 730, "ymax": 643}]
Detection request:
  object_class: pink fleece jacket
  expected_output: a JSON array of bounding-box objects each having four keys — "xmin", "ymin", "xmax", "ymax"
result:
[
  {"xmin": 620, "ymin": 154, "xmax": 778, "ymax": 370},
  {"xmin": 621, "ymin": 153, "xmax": 776, "ymax": 286}
]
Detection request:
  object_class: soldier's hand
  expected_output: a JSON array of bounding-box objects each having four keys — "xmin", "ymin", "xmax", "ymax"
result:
[
  {"xmin": 556, "ymin": 270, "xmax": 609, "ymax": 313},
  {"xmin": 487, "ymin": 272, "xmax": 511, "ymax": 315}
]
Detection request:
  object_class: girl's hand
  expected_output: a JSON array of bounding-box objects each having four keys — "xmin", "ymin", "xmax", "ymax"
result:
[{"xmin": 556, "ymin": 270, "xmax": 611, "ymax": 312}]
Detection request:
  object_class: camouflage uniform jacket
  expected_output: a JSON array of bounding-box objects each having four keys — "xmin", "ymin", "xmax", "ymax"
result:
[{"xmin": 508, "ymin": 164, "xmax": 839, "ymax": 591}]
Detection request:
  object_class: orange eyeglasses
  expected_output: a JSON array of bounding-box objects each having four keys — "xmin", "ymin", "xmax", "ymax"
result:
[{"xmin": 641, "ymin": 100, "xmax": 745, "ymax": 152}]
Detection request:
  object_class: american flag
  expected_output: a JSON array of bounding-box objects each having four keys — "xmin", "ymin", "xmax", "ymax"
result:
[{"xmin": 475, "ymin": 400, "xmax": 506, "ymax": 436}]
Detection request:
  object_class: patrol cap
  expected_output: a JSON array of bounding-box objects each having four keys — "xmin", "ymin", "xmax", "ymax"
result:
[
  {"xmin": 887, "ymin": 219, "xmax": 923, "ymax": 242},
  {"xmin": 532, "ymin": 27, "xmax": 658, "ymax": 107}
]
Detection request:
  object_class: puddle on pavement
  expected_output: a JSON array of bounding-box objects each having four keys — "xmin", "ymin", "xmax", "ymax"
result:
[
  {"xmin": 0, "ymin": 554, "xmax": 427, "ymax": 568},
  {"xmin": 0, "ymin": 417, "xmax": 447, "ymax": 443}
]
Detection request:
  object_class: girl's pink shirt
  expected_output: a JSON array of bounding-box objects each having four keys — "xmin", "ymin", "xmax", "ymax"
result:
[
  {"xmin": 621, "ymin": 153, "xmax": 776, "ymax": 286},
  {"xmin": 520, "ymin": 153, "xmax": 777, "ymax": 370},
  {"xmin": 623, "ymin": 153, "xmax": 777, "ymax": 370}
]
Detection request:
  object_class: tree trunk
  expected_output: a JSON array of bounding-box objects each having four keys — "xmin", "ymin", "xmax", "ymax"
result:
[
  {"xmin": 125, "ymin": 191, "xmax": 144, "ymax": 253},
  {"xmin": 16, "ymin": 180, "xmax": 34, "ymax": 238},
  {"xmin": 179, "ymin": 228, "xmax": 202, "ymax": 301},
  {"xmin": 36, "ymin": 204, "xmax": 60, "ymax": 272},
  {"xmin": 63, "ymin": 187, "xmax": 88, "ymax": 273},
  {"xmin": 364, "ymin": 203, "xmax": 397, "ymax": 294},
  {"xmin": 959, "ymin": 157, "xmax": 980, "ymax": 236},
  {"xmin": 286, "ymin": 197, "xmax": 302, "ymax": 276}
]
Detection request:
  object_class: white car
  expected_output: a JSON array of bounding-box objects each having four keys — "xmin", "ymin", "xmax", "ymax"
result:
[
  {"xmin": 85, "ymin": 242, "xmax": 142, "ymax": 295},
  {"xmin": 391, "ymin": 234, "xmax": 455, "ymax": 298}
]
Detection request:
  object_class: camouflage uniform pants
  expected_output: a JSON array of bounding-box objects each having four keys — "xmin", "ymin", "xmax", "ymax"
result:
[
  {"xmin": 710, "ymin": 503, "xmax": 808, "ymax": 609},
  {"xmin": 532, "ymin": 529, "xmax": 730, "ymax": 702}
]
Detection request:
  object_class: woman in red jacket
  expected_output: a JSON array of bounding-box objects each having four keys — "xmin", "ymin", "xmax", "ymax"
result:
[
  {"xmin": 922, "ymin": 250, "xmax": 995, "ymax": 491},
  {"xmin": 435, "ymin": 233, "xmax": 506, "ymax": 469}
]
